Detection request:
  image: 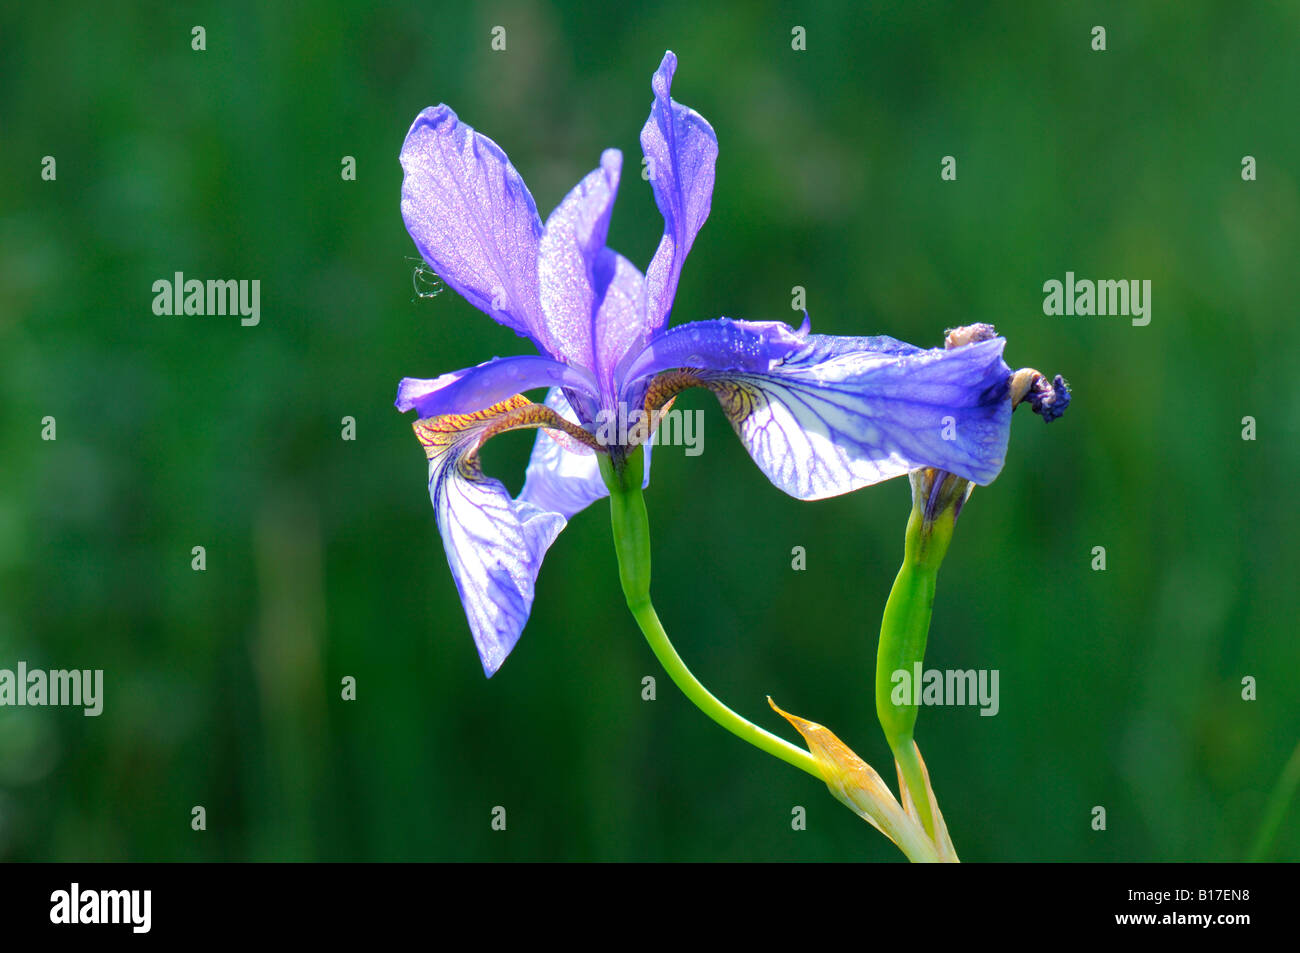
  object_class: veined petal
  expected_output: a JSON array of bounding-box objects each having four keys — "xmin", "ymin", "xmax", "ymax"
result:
[
  {"xmin": 621, "ymin": 314, "xmax": 811, "ymax": 382},
  {"xmin": 400, "ymin": 106, "xmax": 556, "ymax": 353},
  {"xmin": 617, "ymin": 314, "xmax": 808, "ymax": 418},
  {"xmin": 590, "ymin": 249, "xmax": 648, "ymax": 397},
  {"xmin": 413, "ymin": 395, "xmax": 593, "ymax": 676},
  {"xmin": 640, "ymin": 51, "xmax": 718, "ymax": 338},
  {"xmin": 629, "ymin": 317, "xmax": 1012, "ymax": 500},
  {"xmin": 537, "ymin": 149, "xmax": 627, "ymax": 377},
  {"xmin": 395, "ymin": 355, "xmax": 597, "ymax": 418},
  {"xmin": 519, "ymin": 388, "xmax": 651, "ymax": 519}
]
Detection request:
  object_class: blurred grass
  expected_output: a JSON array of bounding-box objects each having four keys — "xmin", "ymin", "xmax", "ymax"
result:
[{"xmin": 0, "ymin": 0, "xmax": 1296, "ymax": 861}]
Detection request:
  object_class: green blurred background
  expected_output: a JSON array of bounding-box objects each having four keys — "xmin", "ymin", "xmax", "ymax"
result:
[{"xmin": 1, "ymin": 1, "xmax": 1297, "ymax": 862}]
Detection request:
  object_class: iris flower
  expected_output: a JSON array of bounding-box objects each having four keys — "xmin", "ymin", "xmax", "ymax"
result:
[{"xmin": 395, "ymin": 52, "xmax": 1017, "ymax": 676}]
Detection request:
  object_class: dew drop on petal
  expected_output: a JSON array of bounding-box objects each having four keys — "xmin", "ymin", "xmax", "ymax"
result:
[{"xmin": 410, "ymin": 260, "xmax": 445, "ymax": 299}]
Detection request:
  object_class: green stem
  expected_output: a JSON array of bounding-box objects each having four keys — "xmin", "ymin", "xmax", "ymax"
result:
[
  {"xmin": 875, "ymin": 488, "xmax": 957, "ymax": 839},
  {"xmin": 599, "ymin": 448, "xmax": 821, "ymax": 781},
  {"xmin": 629, "ymin": 600, "xmax": 821, "ymax": 778}
]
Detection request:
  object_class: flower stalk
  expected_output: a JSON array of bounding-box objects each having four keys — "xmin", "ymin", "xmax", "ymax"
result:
[
  {"xmin": 872, "ymin": 327, "xmax": 1071, "ymax": 840},
  {"xmin": 598, "ymin": 447, "xmax": 822, "ymax": 780},
  {"xmin": 602, "ymin": 447, "xmax": 958, "ymax": 863},
  {"xmin": 875, "ymin": 468, "xmax": 965, "ymax": 838}
]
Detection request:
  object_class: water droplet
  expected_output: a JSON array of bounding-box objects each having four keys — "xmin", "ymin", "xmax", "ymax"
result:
[{"xmin": 411, "ymin": 260, "xmax": 445, "ymax": 299}]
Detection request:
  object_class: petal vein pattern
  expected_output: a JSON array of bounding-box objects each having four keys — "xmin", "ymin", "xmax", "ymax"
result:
[
  {"xmin": 399, "ymin": 106, "xmax": 554, "ymax": 353},
  {"xmin": 640, "ymin": 51, "xmax": 719, "ymax": 338},
  {"xmin": 631, "ymin": 320, "xmax": 1012, "ymax": 500},
  {"xmin": 414, "ymin": 395, "xmax": 567, "ymax": 676},
  {"xmin": 519, "ymin": 388, "xmax": 651, "ymax": 520}
]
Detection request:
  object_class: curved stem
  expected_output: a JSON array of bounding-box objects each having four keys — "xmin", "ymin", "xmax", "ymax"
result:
[
  {"xmin": 599, "ymin": 447, "xmax": 821, "ymax": 781},
  {"xmin": 628, "ymin": 597, "xmax": 822, "ymax": 779}
]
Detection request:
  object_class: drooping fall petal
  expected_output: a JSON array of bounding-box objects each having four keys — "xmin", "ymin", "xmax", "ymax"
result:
[
  {"xmin": 627, "ymin": 317, "xmax": 1013, "ymax": 499},
  {"xmin": 413, "ymin": 396, "xmax": 586, "ymax": 676}
]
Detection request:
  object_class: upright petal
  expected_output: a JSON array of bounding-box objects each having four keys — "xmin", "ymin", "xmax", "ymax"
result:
[
  {"xmin": 537, "ymin": 149, "xmax": 624, "ymax": 376},
  {"xmin": 625, "ymin": 318, "xmax": 1012, "ymax": 500},
  {"xmin": 519, "ymin": 388, "xmax": 651, "ymax": 519},
  {"xmin": 589, "ymin": 249, "xmax": 649, "ymax": 399},
  {"xmin": 413, "ymin": 395, "xmax": 575, "ymax": 676},
  {"xmin": 640, "ymin": 51, "xmax": 719, "ymax": 337},
  {"xmin": 401, "ymin": 106, "xmax": 556, "ymax": 354},
  {"xmin": 395, "ymin": 354, "xmax": 597, "ymax": 418}
]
